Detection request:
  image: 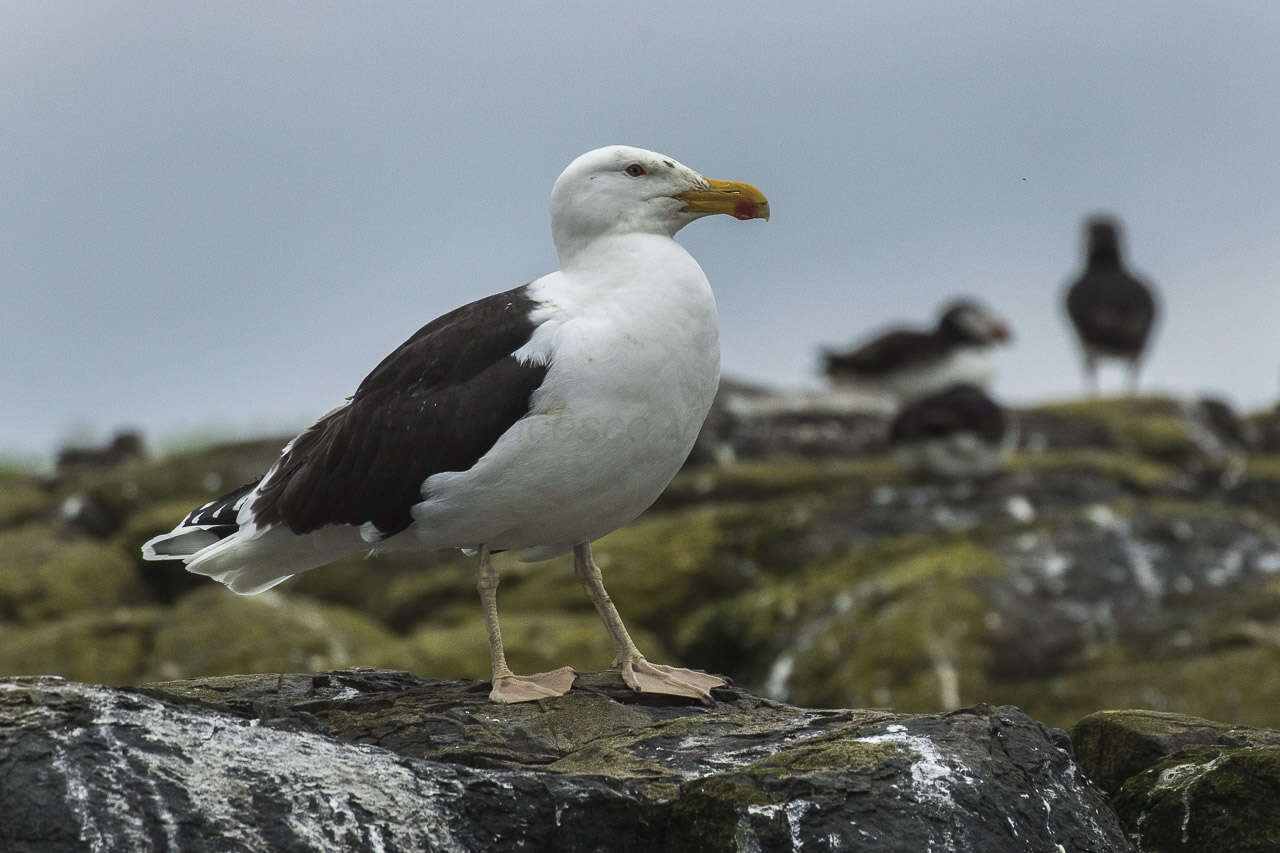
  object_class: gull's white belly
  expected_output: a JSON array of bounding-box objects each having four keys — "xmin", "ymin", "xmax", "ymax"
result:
[
  {"xmin": 411, "ymin": 349, "xmax": 716, "ymax": 558},
  {"xmin": 408, "ymin": 243, "xmax": 719, "ymax": 560}
]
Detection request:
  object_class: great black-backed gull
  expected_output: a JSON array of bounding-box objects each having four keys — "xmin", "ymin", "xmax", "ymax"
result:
[
  {"xmin": 888, "ymin": 383, "xmax": 1013, "ymax": 479},
  {"xmin": 822, "ymin": 300, "xmax": 1011, "ymax": 401},
  {"xmin": 1064, "ymin": 216, "xmax": 1159, "ymax": 394},
  {"xmin": 143, "ymin": 145, "xmax": 769, "ymax": 704}
]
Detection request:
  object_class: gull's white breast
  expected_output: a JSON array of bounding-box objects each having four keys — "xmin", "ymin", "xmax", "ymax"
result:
[{"xmin": 409, "ymin": 234, "xmax": 720, "ymax": 559}]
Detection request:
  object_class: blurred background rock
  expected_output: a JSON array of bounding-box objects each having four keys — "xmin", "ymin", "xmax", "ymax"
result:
[{"xmin": 4, "ymin": 389, "xmax": 1280, "ymax": 730}]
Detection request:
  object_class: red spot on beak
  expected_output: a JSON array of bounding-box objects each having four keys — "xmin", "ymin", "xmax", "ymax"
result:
[{"xmin": 733, "ymin": 201, "xmax": 758, "ymax": 220}]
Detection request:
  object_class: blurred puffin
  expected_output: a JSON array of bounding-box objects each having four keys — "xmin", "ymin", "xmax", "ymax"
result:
[
  {"xmin": 1064, "ymin": 216, "xmax": 1158, "ymax": 394},
  {"xmin": 823, "ymin": 299, "xmax": 1011, "ymax": 401},
  {"xmin": 888, "ymin": 383, "xmax": 1014, "ymax": 479}
]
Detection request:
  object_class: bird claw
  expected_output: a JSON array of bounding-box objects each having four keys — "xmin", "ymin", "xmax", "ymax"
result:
[
  {"xmin": 619, "ymin": 656, "xmax": 726, "ymax": 704},
  {"xmin": 489, "ymin": 666, "xmax": 578, "ymax": 703}
]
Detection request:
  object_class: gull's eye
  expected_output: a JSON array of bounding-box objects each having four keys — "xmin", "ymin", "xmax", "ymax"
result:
[{"xmin": 624, "ymin": 163, "xmax": 647, "ymax": 178}]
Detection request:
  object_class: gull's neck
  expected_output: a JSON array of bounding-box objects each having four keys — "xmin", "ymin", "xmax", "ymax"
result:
[{"xmin": 554, "ymin": 229, "xmax": 683, "ymax": 275}]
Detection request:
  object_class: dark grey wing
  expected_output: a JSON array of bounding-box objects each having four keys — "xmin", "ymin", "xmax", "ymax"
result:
[
  {"xmin": 250, "ymin": 285, "xmax": 547, "ymax": 537},
  {"xmin": 824, "ymin": 329, "xmax": 944, "ymax": 379}
]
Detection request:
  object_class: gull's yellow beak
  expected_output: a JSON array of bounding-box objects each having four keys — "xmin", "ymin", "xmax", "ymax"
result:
[{"xmin": 677, "ymin": 179, "xmax": 770, "ymax": 221}]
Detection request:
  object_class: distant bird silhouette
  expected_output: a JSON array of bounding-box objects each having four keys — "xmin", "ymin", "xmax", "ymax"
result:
[
  {"xmin": 1064, "ymin": 216, "xmax": 1158, "ymax": 394},
  {"xmin": 823, "ymin": 300, "xmax": 1011, "ymax": 402},
  {"xmin": 888, "ymin": 383, "xmax": 1014, "ymax": 479},
  {"xmin": 56, "ymin": 431, "xmax": 145, "ymax": 475}
]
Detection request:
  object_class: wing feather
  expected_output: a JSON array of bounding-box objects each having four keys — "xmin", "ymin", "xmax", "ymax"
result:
[{"xmin": 250, "ymin": 285, "xmax": 548, "ymax": 537}]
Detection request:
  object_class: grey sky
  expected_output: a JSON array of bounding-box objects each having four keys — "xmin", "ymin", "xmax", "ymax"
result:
[{"xmin": 4, "ymin": 2, "xmax": 1278, "ymax": 459}]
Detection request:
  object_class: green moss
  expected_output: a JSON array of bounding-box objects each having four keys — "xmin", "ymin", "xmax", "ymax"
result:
[
  {"xmin": 0, "ymin": 480, "xmax": 54, "ymax": 530},
  {"xmin": 288, "ymin": 549, "xmax": 476, "ymax": 632},
  {"xmin": 1090, "ymin": 708, "xmax": 1230, "ymax": 736},
  {"xmin": 145, "ymin": 587, "xmax": 409, "ymax": 680},
  {"xmin": 742, "ymin": 735, "xmax": 900, "ymax": 775},
  {"xmin": 1245, "ymin": 455, "xmax": 1280, "ymax": 482},
  {"xmin": 1071, "ymin": 709, "xmax": 1231, "ymax": 795},
  {"xmin": 547, "ymin": 740, "xmax": 672, "ymax": 778},
  {"xmin": 1035, "ymin": 396, "xmax": 1195, "ymax": 460},
  {"xmin": 0, "ymin": 525, "xmax": 150, "ymax": 623},
  {"xmin": 585, "ymin": 507, "xmax": 737, "ymax": 627},
  {"xmin": 676, "ymin": 581, "xmax": 804, "ymax": 684},
  {"xmin": 1116, "ymin": 747, "xmax": 1280, "ymax": 852},
  {"xmin": 666, "ymin": 776, "xmax": 783, "ymax": 853},
  {"xmin": 403, "ymin": 611, "xmax": 671, "ymax": 681},
  {"xmin": 1000, "ymin": 644, "xmax": 1280, "ymax": 731},
  {"xmin": 497, "ymin": 500, "xmax": 813, "ymax": 637},
  {"xmin": 0, "ymin": 608, "xmax": 162, "ymax": 684},
  {"xmin": 785, "ymin": 540, "xmax": 1006, "ymax": 712},
  {"xmin": 1008, "ymin": 448, "xmax": 1174, "ymax": 490}
]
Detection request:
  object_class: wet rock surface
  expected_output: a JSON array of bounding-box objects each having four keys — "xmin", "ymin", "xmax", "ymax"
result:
[
  {"xmin": 1073, "ymin": 710, "xmax": 1280, "ymax": 852},
  {"xmin": 1, "ymin": 668, "xmax": 1126, "ymax": 852}
]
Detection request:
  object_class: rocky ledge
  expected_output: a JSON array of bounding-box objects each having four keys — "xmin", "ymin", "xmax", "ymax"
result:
[
  {"xmin": 1, "ymin": 668, "xmax": 1126, "ymax": 852},
  {"xmin": 1072, "ymin": 709, "xmax": 1280, "ymax": 852}
]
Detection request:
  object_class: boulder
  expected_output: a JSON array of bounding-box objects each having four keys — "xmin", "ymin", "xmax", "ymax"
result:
[
  {"xmin": 0, "ymin": 608, "xmax": 162, "ymax": 685},
  {"xmin": 144, "ymin": 587, "xmax": 408, "ymax": 681},
  {"xmin": 0, "ymin": 474, "xmax": 54, "ymax": 530},
  {"xmin": 1072, "ymin": 709, "xmax": 1280, "ymax": 851},
  {"xmin": 0, "ymin": 668, "xmax": 1127, "ymax": 852},
  {"xmin": 0, "ymin": 525, "xmax": 149, "ymax": 624}
]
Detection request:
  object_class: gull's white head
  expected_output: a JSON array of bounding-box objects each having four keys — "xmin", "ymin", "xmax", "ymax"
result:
[{"xmin": 549, "ymin": 145, "xmax": 768, "ymax": 262}]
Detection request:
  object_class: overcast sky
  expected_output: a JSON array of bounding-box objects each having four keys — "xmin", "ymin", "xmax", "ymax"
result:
[{"xmin": 4, "ymin": 2, "xmax": 1278, "ymax": 460}]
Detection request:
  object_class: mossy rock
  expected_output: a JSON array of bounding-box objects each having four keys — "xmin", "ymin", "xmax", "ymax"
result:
[
  {"xmin": 402, "ymin": 611, "xmax": 673, "ymax": 681},
  {"xmin": 780, "ymin": 539, "xmax": 1006, "ymax": 711},
  {"xmin": 676, "ymin": 580, "xmax": 805, "ymax": 685},
  {"xmin": 287, "ymin": 549, "xmax": 476, "ymax": 632},
  {"xmin": 69, "ymin": 437, "xmax": 286, "ymax": 523},
  {"xmin": 0, "ymin": 607, "xmax": 162, "ymax": 684},
  {"xmin": 0, "ymin": 525, "xmax": 151, "ymax": 623},
  {"xmin": 676, "ymin": 533, "xmax": 987, "ymax": 698},
  {"xmin": 0, "ymin": 478, "xmax": 55, "ymax": 530},
  {"xmin": 1071, "ymin": 709, "xmax": 1237, "ymax": 795},
  {"xmin": 1035, "ymin": 396, "xmax": 1197, "ymax": 461},
  {"xmin": 498, "ymin": 501, "xmax": 815, "ymax": 637},
  {"xmin": 145, "ymin": 587, "xmax": 409, "ymax": 680},
  {"xmin": 1113, "ymin": 745, "xmax": 1280, "ymax": 852},
  {"xmin": 999, "ymin": 643, "xmax": 1280, "ymax": 731},
  {"xmin": 666, "ymin": 775, "xmax": 785, "ymax": 853},
  {"xmin": 741, "ymin": 728, "xmax": 901, "ymax": 775},
  {"xmin": 1008, "ymin": 448, "xmax": 1175, "ymax": 491},
  {"xmin": 1246, "ymin": 454, "xmax": 1280, "ymax": 483}
]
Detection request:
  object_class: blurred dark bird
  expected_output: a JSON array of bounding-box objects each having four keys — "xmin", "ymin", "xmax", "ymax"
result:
[
  {"xmin": 888, "ymin": 383, "xmax": 1013, "ymax": 479},
  {"xmin": 1064, "ymin": 216, "xmax": 1158, "ymax": 394},
  {"xmin": 56, "ymin": 430, "xmax": 145, "ymax": 475},
  {"xmin": 822, "ymin": 300, "xmax": 1011, "ymax": 402}
]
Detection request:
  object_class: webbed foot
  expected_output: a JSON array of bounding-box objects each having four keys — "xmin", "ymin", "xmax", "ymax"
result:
[
  {"xmin": 489, "ymin": 666, "xmax": 578, "ymax": 703},
  {"xmin": 618, "ymin": 655, "xmax": 726, "ymax": 704}
]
